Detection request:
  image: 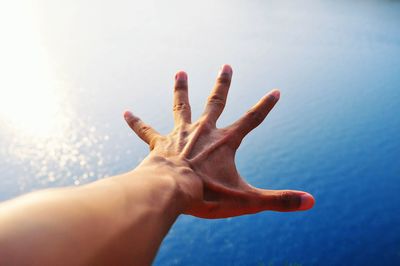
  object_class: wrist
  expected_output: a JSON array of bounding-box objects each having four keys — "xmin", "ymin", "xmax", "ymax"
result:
[
  {"xmin": 137, "ymin": 155, "xmax": 203, "ymax": 212},
  {"xmin": 113, "ymin": 155, "xmax": 203, "ymax": 215}
]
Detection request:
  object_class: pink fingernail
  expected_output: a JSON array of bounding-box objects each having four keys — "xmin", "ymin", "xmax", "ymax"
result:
[
  {"xmin": 175, "ymin": 71, "xmax": 187, "ymax": 81},
  {"xmin": 299, "ymin": 193, "xmax": 315, "ymax": 210},
  {"xmin": 218, "ymin": 64, "xmax": 233, "ymax": 77}
]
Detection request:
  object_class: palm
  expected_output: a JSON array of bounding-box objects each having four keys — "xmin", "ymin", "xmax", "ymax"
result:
[{"xmin": 124, "ymin": 65, "xmax": 314, "ymax": 218}]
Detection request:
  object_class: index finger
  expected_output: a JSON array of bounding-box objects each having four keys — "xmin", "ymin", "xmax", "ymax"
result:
[{"xmin": 227, "ymin": 89, "xmax": 280, "ymax": 140}]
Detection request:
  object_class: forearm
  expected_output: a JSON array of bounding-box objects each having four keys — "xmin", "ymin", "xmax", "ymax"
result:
[{"xmin": 0, "ymin": 161, "xmax": 188, "ymax": 265}]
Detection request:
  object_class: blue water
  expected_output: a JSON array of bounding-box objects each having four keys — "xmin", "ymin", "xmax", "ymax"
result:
[{"xmin": 0, "ymin": 1, "xmax": 399, "ymax": 265}]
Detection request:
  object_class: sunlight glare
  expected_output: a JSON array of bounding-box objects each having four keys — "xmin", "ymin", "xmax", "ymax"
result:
[{"xmin": 0, "ymin": 1, "xmax": 69, "ymax": 139}]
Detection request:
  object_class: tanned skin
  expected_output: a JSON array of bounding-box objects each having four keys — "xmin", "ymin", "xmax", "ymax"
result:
[{"xmin": 0, "ymin": 65, "xmax": 314, "ymax": 265}]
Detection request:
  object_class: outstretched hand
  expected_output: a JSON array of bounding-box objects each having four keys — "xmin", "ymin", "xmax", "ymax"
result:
[
  {"xmin": 124, "ymin": 65, "xmax": 314, "ymax": 218},
  {"xmin": 0, "ymin": 65, "xmax": 314, "ymax": 266}
]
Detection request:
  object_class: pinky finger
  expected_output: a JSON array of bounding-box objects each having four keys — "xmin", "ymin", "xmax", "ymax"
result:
[{"xmin": 124, "ymin": 111, "xmax": 160, "ymax": 147}]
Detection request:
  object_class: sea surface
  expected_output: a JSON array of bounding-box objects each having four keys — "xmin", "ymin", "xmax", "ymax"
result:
[{"xmin": 0, "ymin": 1, "xmax": 399, "ymax": 265}]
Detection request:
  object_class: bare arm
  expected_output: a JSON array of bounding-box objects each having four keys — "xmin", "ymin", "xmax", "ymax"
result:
[
  {"xmin": 0, "ymin": 65, "xmax": 314, "ymax": 265},
  {"xmin": 0, "ymin": 164, "xmax": 186, "ymax": 265}
]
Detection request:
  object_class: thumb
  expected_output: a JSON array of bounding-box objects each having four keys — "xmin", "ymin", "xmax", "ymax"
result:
[{"xmin": 256, "ymin": 189, "xmax": 315, "ymax": 212}]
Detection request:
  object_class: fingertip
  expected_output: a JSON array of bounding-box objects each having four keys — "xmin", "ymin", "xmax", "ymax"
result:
[
  {"xmin": 175, "ymin": 71, "xmax": 188, "ymax": 81},
  {"xmin": 124, "ymin": 111, "xmax": 139, "ymax": 124},
  {"xmin": 299, "ymin": 193, "xmax": 315, "ymax": 210},
  {"xmin": 123, "ymin": 110, "xmax": 133, "ymax": 119},
  {"xmin": 270, "ymin": 89, "xmax": 280, "ymax": 100},
  {"xmin": 219, "ymin": 64, "xmax": 233, "ymax": 76}
]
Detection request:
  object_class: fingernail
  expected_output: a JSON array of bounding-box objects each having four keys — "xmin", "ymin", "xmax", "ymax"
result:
[
  {"xmin": 175, "ymin": 71, "xmax": 187, "ymax": 81},
  {"xmin": 270, "ymin": 90, "xmax": 280, "ymax": 100},
  {"xmin": 299, "ymin": 193, "xmax": 315, "ymax": 210},
  {"xmin": 218, "ymin": 64, "xmax": 233, "ymax": 77}
]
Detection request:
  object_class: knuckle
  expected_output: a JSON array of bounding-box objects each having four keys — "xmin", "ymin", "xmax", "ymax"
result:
[
  {"xmin": 173, "ymin": 103, "xmax": 191, "ymax": 112},
  {"xmin": 247, "ymin": 110, "xmax": 265, "ymax": 125},
  {"xmin": 174, "ymin": 125, "xmax": 190, "ymax": 139},
  {"xmin": 174, "ymin": 80, "xmax": 188, "ymax": 91},
  {"xmin": 217, "ymin": 74, "xmax": 231, "ymax": 86},
  {"xmin": 276, "ymin": 191, "xmax": 301, "ymax": 211},
  {"xmin": 127, "ymin": 116, "xmax": 140, "ymax": 125},
  {"xmin": 208, "ymin": 94, "xmax": 226, "ymax": 108},
  {"xmin": 177, "ymin": 166, "xmax": 194, "ymax": 176},
  {"xmin": 179, "ymin": 129, "xmax": 189, "ymax": 139},
  {"xmin": 198, "ymin": 117, "xmax": 213, "ymax": 131},
  {"xmin": 139, "ymin": 125, "xmax": 152, "ymax": 135}
]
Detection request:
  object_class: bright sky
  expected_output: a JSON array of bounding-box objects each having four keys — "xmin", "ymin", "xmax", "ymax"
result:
[{"xmin": 0, "ymin": 1, "xmax": 70, "ymax": 139}]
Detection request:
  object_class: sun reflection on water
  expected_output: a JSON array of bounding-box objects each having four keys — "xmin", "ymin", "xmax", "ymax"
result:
[{"xmin": 0, "ymin": 2, "xmax": 106, "ymax": 192}]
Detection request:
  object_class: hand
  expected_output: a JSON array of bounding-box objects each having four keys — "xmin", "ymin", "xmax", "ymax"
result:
[{"xmin": 124, "ymin": 65, "xmax": 314, "ymax": 218}]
